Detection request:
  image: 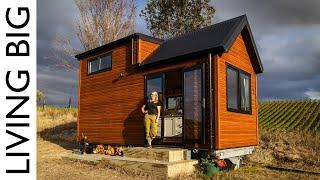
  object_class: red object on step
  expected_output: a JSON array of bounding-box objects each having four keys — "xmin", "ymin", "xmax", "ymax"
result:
[{"xmin": 215, "ymin": 159, "xmax": 227, "ymax": 168}]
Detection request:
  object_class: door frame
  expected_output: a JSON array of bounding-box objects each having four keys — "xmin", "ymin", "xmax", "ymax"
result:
[
  {"xmin": 144, "ymin": 64, "xmax": 206, "ymax": 146},
  {"xmin": 144, "ymin": 73, "xmax": 165, "ymax": 143}
]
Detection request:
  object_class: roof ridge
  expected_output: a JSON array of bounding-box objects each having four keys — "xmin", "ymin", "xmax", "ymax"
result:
[
  {"xmin": 162, "ymin": 14, "xmax": 248, "ymax": 43},
  {"xmin": 139, "ymin": 14, "xmax": 263, "ymax": 74},
  {"xmin": 133, "ymin": 32, "xmax": 164, "ymax": 43},
  {"xmin": 220, "ymin": 15, "xmax": 248, "ymax": 50}
]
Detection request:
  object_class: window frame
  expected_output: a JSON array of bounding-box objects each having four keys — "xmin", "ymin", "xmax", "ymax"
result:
[
  {"xmin": 87, "ymin": 52, "xmax": 112, "ymax": 75},
  {"xmin": 226, "ymin": 64, "xmax": 252, "ymax": 114}
]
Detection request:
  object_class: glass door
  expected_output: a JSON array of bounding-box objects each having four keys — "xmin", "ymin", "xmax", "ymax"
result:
[
  {"xmin": 183, "ymin": 65, "xmax": 204, "ymax": 141},
  {"xmin": 145, "ymin": 74, "xmax": 164, "ymax": 138},
  {"xmin": 163, "ymin": 70, "xmax": 183, "ymax": 143}
]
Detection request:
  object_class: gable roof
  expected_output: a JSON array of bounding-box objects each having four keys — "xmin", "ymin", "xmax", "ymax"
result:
[
  {"xmin": 75, "ymin": 15, "xmax": 263, "ymax": 74},
  {"xmin": 140, "ymin": 15, "xmax": 263, "ymax": 73}
]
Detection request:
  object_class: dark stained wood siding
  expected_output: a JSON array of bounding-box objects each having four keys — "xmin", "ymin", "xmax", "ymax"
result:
[{"xmin": 214, "ymin": 33, "xmax": 258, "ymax": 149}]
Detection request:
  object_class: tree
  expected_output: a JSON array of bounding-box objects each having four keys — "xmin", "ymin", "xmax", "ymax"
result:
[
  {"xmin": 53, "ymin": 0, "xmax": 136, "ymax": 71},
  {"xmin": 37, "ymin": 90, "xmax": 45, "ymax": 103},
  {"xmin": 140, "ymin": 0, "xmax": 215, "ymax": 39},
  {"xmin": 50, "ymin": 0, "xmax": 136, "ymax": 108}
]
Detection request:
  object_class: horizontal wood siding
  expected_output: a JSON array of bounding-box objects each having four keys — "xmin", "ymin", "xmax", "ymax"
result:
[
  {"xmin": 78, "ymin": 33, "xmax": 259, "ymax": 149},
  {"xmin": 215, "ymin": 33, "xmax": 258, "ymax": 149},
  {"xmin": 78, "ymin": 43, "xmax": 145, "ymax": 145},
  {"xmin": 78, "ymin": 42, "xmax": 205, "ymax": 146},
  {"xmin": 138, "ymin": 39, "xmax": 160, "ymax": 63}
]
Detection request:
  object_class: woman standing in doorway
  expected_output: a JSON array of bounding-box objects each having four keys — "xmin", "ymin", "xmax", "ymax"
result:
[{"xmin": 141, "ymin": 91, "xmax": 161, "ymax": 148}]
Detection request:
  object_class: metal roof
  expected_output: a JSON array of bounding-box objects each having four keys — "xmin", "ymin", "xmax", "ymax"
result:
[
  {"xmin": 140, "ymin": 15, "xmax": 263, "ymax": 73},
  {"xmin": 75, "ymin": 15, "xmax": 263, "ymax": 73}
]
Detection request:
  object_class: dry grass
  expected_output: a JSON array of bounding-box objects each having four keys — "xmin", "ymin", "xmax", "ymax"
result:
[
  {"xmin": 210, "ymin": 165, "xmax": 319, "ymax": 180},
  {"xmin": 247, "ymin": 129, "xmax": 320, "ymax": 172},
  {"xmin": 37, "ymin": 106, "xmax": 77, "ymax": 132},
  {"xmin": 37, "ymin": 107, "xmax": 320, "ymax": 180}
]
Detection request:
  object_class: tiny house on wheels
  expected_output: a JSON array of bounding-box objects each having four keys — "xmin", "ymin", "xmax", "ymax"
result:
[{"xmin": 75, "ymin": 15, "xmax": 263, "ymax": 162}]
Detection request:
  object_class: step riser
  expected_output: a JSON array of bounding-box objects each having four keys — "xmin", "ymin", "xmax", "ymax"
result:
[
  {"xmin": 123, "ymin": 148, "xmax": 190, "ymax": 162},
  {"xmin": 102, "ymin": 157, "xmax": 197, "ymax": 178}
]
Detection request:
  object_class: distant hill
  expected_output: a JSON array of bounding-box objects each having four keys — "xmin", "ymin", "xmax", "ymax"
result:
[{"xmin": 258, "ymin": 100, "xmax": 320, "ymax": 133}]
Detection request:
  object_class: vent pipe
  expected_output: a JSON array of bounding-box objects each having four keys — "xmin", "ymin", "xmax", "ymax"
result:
[
  {"xmin": 209, "ymin": 52, "xmax": 214, "ymax": 152},
  {"xmin": 131, "ymin": 38, "xmax": 134, "ymax": 64}
]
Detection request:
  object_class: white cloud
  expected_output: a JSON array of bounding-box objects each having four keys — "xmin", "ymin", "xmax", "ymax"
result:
[{"xmin": 304, "ymin": 89, "xmax": 320, "ymax": 99}]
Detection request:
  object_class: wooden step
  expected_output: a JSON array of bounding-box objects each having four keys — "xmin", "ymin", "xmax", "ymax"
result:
[
  {"xmin": 102, "ymin": 156, "xmax": 198, "ymax": 178},
  {"xmin": 123, "ymin": 147, "xmax": 191, "ymax": 162}
]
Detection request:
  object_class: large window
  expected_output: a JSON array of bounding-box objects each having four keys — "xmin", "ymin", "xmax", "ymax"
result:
[
  {"xmin": 226, "ymin": 65, "xmax": 251, "ymax": 113},
  {"xmin": 88, "ymin": 53, "xmax": 112, "ymax": 74}
]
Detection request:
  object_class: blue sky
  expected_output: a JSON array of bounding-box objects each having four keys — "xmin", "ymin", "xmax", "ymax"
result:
[{"xmin": 37, "ymin": 0, "xmax": 320, "ymax": 106}]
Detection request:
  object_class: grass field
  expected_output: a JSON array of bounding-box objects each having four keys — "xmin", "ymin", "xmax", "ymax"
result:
[{"xmin": 37, "ymin": 102, "xmax": 320, "ymax": 179}]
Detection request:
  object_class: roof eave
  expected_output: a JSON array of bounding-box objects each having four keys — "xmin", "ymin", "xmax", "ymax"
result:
[
  {"xmin": 244, "ymin": 23, "xmax": 264, "ymax": 74},
  {"xmin": 75, "ymin": 33, "xmax": 163, "ymax": 60},
  {"xmin": 137, "ymin": 46, "xmax": 225, "ymax": 69}
]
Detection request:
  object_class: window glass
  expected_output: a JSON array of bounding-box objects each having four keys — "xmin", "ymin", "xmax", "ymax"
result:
[
  {"xmin": 88, "ymin": 54, "xmax": 112, "ymax": 74},
  {"xmin": 146, "ymin": 75, "xmax": 163, "ymax": 137},
  {"xmin": 146, "ymin": 77, "xmax": 162, "ymax": 100},
  {"xmin": 184, "ymin": 68, "xmax": 202, "ymax": 140},
  {"xmin": 240, "ymin": 73, "xmax": 250, "ymax": 111},
  {"xmin": 89, "ymin": 59, "xmax": 99, "ymax": 73},
  {"xmin": 227, "ymin": 67, "xmax": 238, "ymax": 110},
  {"xmin": 100, "ymin": 55, "xmax": 112, "ymax": 69},
  {"xmin": 167, "ymin": 97, "xmax": 182, "ymax": 110}
]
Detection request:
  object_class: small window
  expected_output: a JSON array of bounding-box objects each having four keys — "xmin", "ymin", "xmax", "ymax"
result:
[
  {"xmin": 226, "ymin": 65, "xmax": 251, "ymax": 113},
  {"xmin": 166, "ymin": 96, "xmax": 183, "ymax": 110},
  {"xmin": 88, "ymin": 53, "xmax": 112, "ymax": 74}
]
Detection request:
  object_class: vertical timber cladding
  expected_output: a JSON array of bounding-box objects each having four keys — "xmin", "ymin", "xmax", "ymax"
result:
[
  {"xmin": 78, "ymin": 40, "xmax": 204, "ymax": 146},
  {"xmin": 215, "ymin": 33, "xmax": 258, "ymax": 149}
]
